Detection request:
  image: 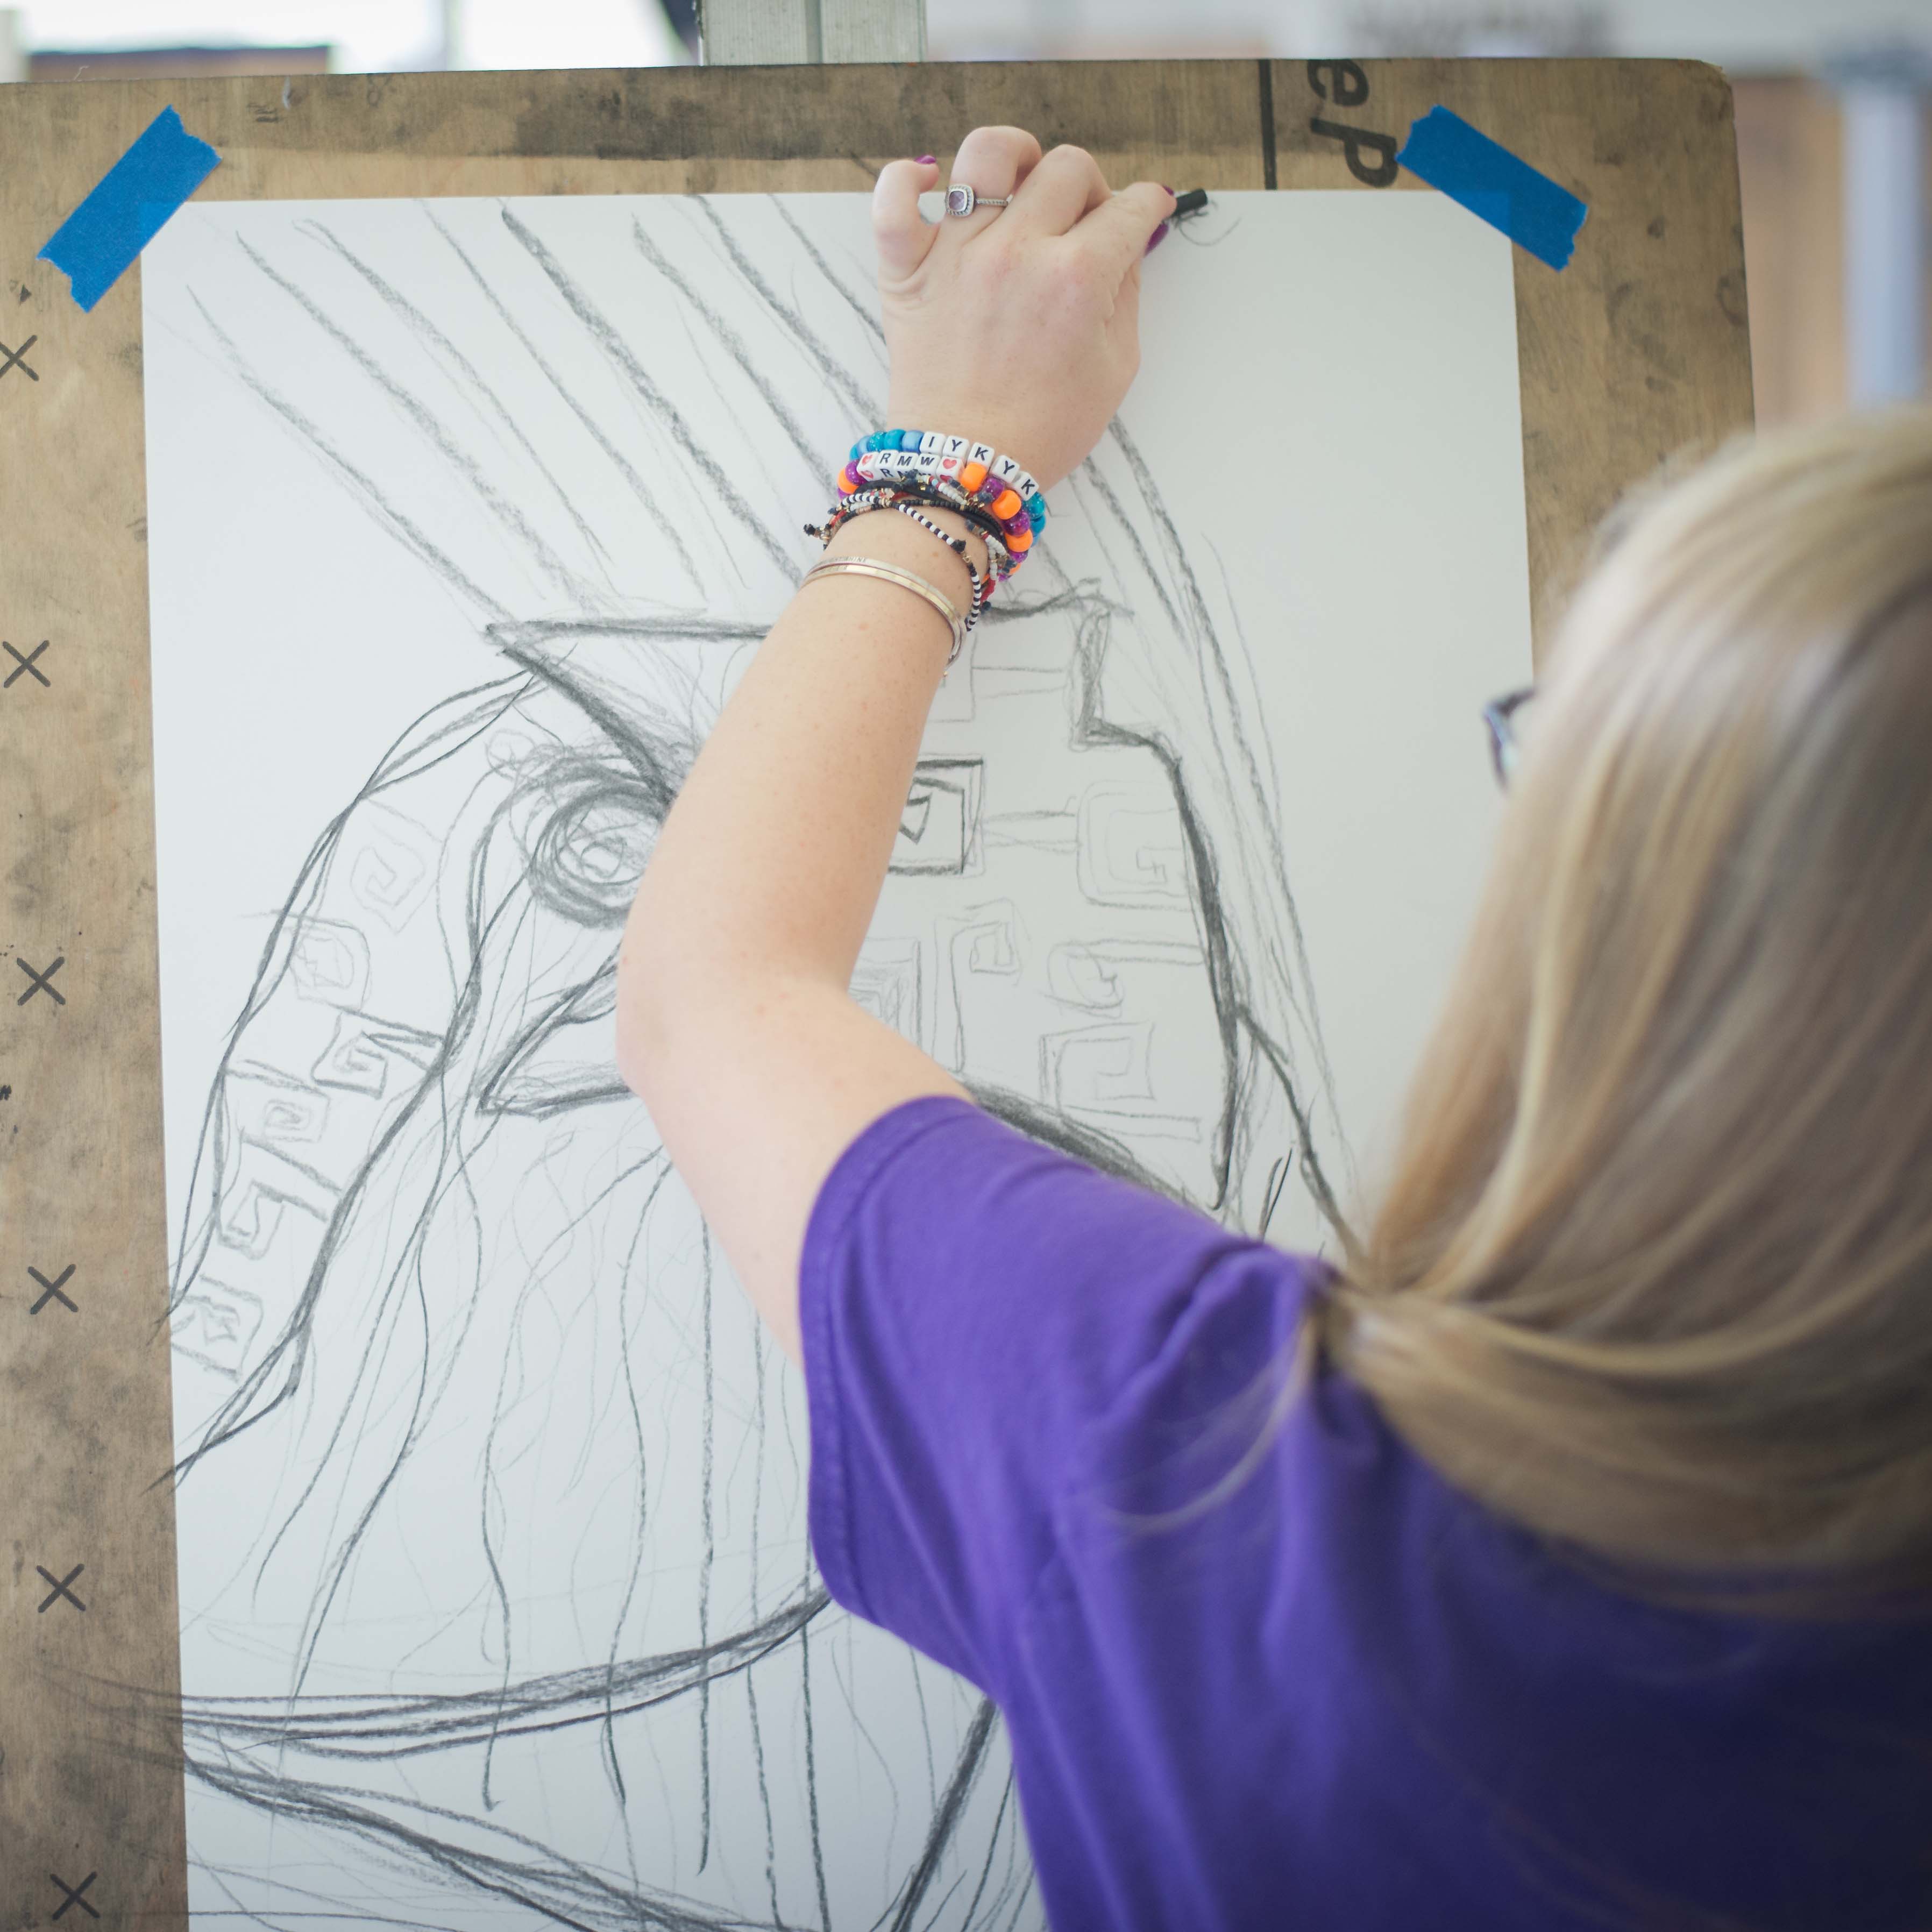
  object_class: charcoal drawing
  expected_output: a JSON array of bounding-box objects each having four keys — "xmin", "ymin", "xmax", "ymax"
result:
[{"xmin": 140, "ymin": 189, "xmax": 1530, "ymax": 1927}]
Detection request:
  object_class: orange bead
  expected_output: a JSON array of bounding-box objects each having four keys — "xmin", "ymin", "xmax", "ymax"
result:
[
  {"xmin": 1005, "ymin": 524, "xmax": 1033, "ymax": 552},
  {"xmin": 991, "ymin": 488, "xmax": 1022, "ymax": 520},
  {"xmin": 959, "ymin": 461, "xmax": 988, "ymax": 492},
  {"xmin": 837, "ymin": 470, "xmax": 860, "ymax": 494}
]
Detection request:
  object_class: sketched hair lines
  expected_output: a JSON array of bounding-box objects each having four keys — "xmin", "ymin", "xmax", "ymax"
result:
[{"xmin": 158, "ymin": 194, "xmax": 1347, "ymax": 1927}]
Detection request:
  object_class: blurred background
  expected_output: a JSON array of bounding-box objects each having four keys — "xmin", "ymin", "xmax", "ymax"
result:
[{"xmin": 0, "ymin": 0, "xmax": 1924, "ymax": 424}]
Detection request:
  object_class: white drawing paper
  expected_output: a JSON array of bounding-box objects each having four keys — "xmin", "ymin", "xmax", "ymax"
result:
[{"xmin": 141, "ymin": 188, "xmax": 1531, "ymax": 1927}]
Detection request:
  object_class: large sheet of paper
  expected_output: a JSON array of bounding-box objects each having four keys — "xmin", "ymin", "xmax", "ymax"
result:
[{"xmin": 143, "ymin": 189, "xmax": 1530, "ymax": 1927}]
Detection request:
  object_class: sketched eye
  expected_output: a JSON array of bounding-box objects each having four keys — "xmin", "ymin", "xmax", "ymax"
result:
[{"xmin": 520, "ymin": 761, "xmax": 669, "ymax": 928}]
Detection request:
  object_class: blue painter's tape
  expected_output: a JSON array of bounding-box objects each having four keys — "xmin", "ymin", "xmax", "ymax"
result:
[
  {"xmin": 1396, "ymin": 105, "xmax": 1587, "ymax": 272},
  {"xmin": 38, "ymin": 106, "xmax": 221, "ymax": 312}
]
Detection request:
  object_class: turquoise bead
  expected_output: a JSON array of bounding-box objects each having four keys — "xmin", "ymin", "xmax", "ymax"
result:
[
  {"xmin": 899, "ymin": 430, "xmax": 922, "ymax": 451},
  {"xmin": 1024, "ymin": 491, "xmax": 1047, "ymax": 522}
]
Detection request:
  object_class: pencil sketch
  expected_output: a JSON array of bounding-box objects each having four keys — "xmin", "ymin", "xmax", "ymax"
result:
[{"xmin": 140, "ymin": 189, "xmax": 1531, "ymax": 1928}]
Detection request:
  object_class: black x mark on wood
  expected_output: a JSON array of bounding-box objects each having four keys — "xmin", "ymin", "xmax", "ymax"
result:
[
  {"xmin": 16, "ymin": 955, "xmax": 64, "ymax": 1005},
  {"xmin": 49, "ymin": 1871, "xmax": 100, "ymax": 1921},
  {"xmin": 36, "ymin": 1563, "xmax": 86, "ymax": 1614},
  {"xmin": 30, "ymin": 1264, "xmax": 77, "ymax": 1315},
  {"xmin": 3, "ymin": 638, "xmax": 51, "ymax": 687},
  {"xmin": 0, "ymin": 335, "xmax": 37, "ymax": 382}
]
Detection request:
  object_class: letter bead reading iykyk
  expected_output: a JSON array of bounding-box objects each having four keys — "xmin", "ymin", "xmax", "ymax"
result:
[{"xmin": 833, "ymin": 430, "xmax": 1048, "ymax": 567}]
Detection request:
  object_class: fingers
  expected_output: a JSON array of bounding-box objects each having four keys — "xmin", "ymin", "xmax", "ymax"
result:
[
  {"xmin": 1008, "ymin": 144, "xmax": 1111, "ymax": 237},
  {"xmin": 873, "ymin": 156, "xmax": 941, "ymax": 284},
  {"xmin": 1069, "ymin": 180, "xmax": 1176, "ymax": 285},
  {"xmin": 945, "ymin": 124, "xmax": 1043, "ymax": 228}
]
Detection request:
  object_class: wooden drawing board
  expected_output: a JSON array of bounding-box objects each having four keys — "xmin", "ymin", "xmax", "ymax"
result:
[{"xmin": 0, "ymin": 56, "xmax": 1752, "ymax": 1926}]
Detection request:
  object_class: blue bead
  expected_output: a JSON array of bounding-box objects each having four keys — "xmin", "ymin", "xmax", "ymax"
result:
[
  {"xmin": 870, "ymin": 431, "xmax": 894, "ymax": 450},
  {"xmin": 1024, "ymin": 491, "xmax": 1047, "ymax": 521},
  {"xmin": 1028, "ymin": 508, "xmax": 1046, "ymax": 533},
  {"xmin": 849, "ymin": 442, "xmax": 863, "ymax": 461},
  {"xmin": 899, "ymin": 430, "xmax": 922, "ymax": 451}
]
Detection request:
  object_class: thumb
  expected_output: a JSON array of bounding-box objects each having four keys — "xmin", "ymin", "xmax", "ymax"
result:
[{"xmin": 874, "ymin": 157, "xmax": 942, "ymax": 286}]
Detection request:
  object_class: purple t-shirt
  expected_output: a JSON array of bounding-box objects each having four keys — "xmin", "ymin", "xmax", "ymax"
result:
[{"xmin": 801, "ymin": 1097, "xmax": 1932, "ymax": 1930}]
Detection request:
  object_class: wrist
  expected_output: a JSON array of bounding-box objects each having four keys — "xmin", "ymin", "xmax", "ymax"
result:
[{"xmin": 826, "ymin": 502, "xmax": 988, "ymax": 606}]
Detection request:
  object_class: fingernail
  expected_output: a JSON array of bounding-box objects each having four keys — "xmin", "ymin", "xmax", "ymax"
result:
[
  {"xmin": 916, "ymin": 155, "xmax": 937, "ymax": 166},
  {"xmin": 1145, "ymin": 221, "xmax": 1170, "ymax": 255}
]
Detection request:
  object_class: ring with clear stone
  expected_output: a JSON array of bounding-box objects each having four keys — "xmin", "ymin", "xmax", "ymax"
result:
[{"xmin": 944, "ymin": 183, "xmax": 1013, "ymax": 217}]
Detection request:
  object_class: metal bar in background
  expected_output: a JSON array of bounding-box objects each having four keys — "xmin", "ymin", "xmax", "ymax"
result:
[
  {"xmin": 822, "ymin": 0, "xmax": 925, "ymax": 62},
  {"xmin": 700, "ymin": 0, "xmax": 925, "ymax": 65},
  {"xmin": 1841, "ymin": 76, "xmax": 1927, "ymax": 405}
]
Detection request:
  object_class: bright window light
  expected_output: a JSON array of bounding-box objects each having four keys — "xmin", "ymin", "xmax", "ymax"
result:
[{"xmin": 12, "ymin": 1, "xmax": 683, "ymax": 71}]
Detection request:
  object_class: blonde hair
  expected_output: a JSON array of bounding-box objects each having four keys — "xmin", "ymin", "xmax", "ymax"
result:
[{"xmin": 1325, "ymin": 411, "xmax": 1932, "ymax": 1599}]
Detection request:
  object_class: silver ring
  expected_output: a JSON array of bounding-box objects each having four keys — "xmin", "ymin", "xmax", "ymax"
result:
[{"xmin": 944, "ymin": 184, "xmax": 1012, "ymax": 218}]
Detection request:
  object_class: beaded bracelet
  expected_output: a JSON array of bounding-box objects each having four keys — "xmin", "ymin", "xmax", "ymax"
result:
[
  {"xmin": 834, "ymin": 430, "xmax": 1048, "ymax": 564},
  {"xmin": 807, "ymin": 486, "xmax": 1018, "ymax": 592}
]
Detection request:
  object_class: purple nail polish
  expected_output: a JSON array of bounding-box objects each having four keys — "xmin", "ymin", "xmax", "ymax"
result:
[
  {"xmin": 1145, "ymin": 221, "xmax": 1170, "ymax": 256},
  {"xmin": 916, "ymin": 155, "xmax": 937, "ymax": 166}
]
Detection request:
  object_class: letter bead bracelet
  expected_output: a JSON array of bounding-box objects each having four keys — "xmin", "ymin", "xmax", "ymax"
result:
[
  {"xmin": 800, "ymin": 431, "xmax": 1043, "ymax": 663},
  {"xmin": 837, "ymin": 430, "xmax": 1048, "ymax": 562}
]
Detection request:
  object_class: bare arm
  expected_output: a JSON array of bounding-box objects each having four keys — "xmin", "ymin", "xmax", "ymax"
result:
[{"xmin": 616, "ymin": 129, "xmax": 1174, "ymax": 1360}]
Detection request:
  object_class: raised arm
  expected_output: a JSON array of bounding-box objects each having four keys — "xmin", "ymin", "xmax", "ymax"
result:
[{"xmin": 615, "ymin": 127, "xmax": 1174, "ymax": 1359}]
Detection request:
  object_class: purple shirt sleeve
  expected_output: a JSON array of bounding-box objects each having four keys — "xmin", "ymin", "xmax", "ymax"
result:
[
  {"xmin": 798, "ymin": 1100, "xmax": 1932, "ymax": 1929},
  {"xmin": 800, "ymin": 1094, "xmax": 1306, "ymax": 1694}
]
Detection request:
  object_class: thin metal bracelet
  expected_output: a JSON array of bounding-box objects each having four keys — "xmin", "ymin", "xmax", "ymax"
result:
[
  {"xmin": 801, "ymin": 555, "xmax": 967, "ymax": 665},
  {"xmin": 808, "ymin": 495, "xmax": 987, "ymax": 626}
]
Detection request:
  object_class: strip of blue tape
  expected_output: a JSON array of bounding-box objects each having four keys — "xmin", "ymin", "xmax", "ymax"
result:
[
  {"xmin": 38, "ymin": 106, "xmax": 221, "ymax": 312},
  {"xmin": 1396, "ymin": 105, "xmax": 1587, "ymax": 272}
]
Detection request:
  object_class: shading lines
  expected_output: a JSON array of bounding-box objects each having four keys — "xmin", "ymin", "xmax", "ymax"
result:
[
  {"xmin": 424, "ymin": 204, "xmax": 706, "ymax": 597},
  {"xmin": 500, "ymin": 204, "xmax": 801, "ymax": 588},
  {"xmin": 188, "ymin": 292, "xmax": 514, "ymax": 623},
  {"xmin": 300, "ymin": 216, "xmax": 622, "ymax": 599},
  {"xmin": 701, "ymin": 195, "xmax": 884, "ymax": 422},
  {"xmin": 238, "ymin": 235, "xmax": 596, "ymax": 611}
]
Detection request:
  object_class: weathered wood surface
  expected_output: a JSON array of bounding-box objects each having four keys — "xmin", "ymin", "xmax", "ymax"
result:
[{"xmin": 0, "ymin": 57, "xmax": 1751, "ymax": 1928}]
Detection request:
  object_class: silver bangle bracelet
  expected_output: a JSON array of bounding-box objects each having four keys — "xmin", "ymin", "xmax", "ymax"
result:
[{"xmin": 801, "ymin": 555, "xmax": 967, "ymax": 665}]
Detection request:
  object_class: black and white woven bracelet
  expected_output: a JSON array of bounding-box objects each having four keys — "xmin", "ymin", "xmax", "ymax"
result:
[{"xmin": 885, "ymin": 502, "xmax": 990, "ymax": 633}]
